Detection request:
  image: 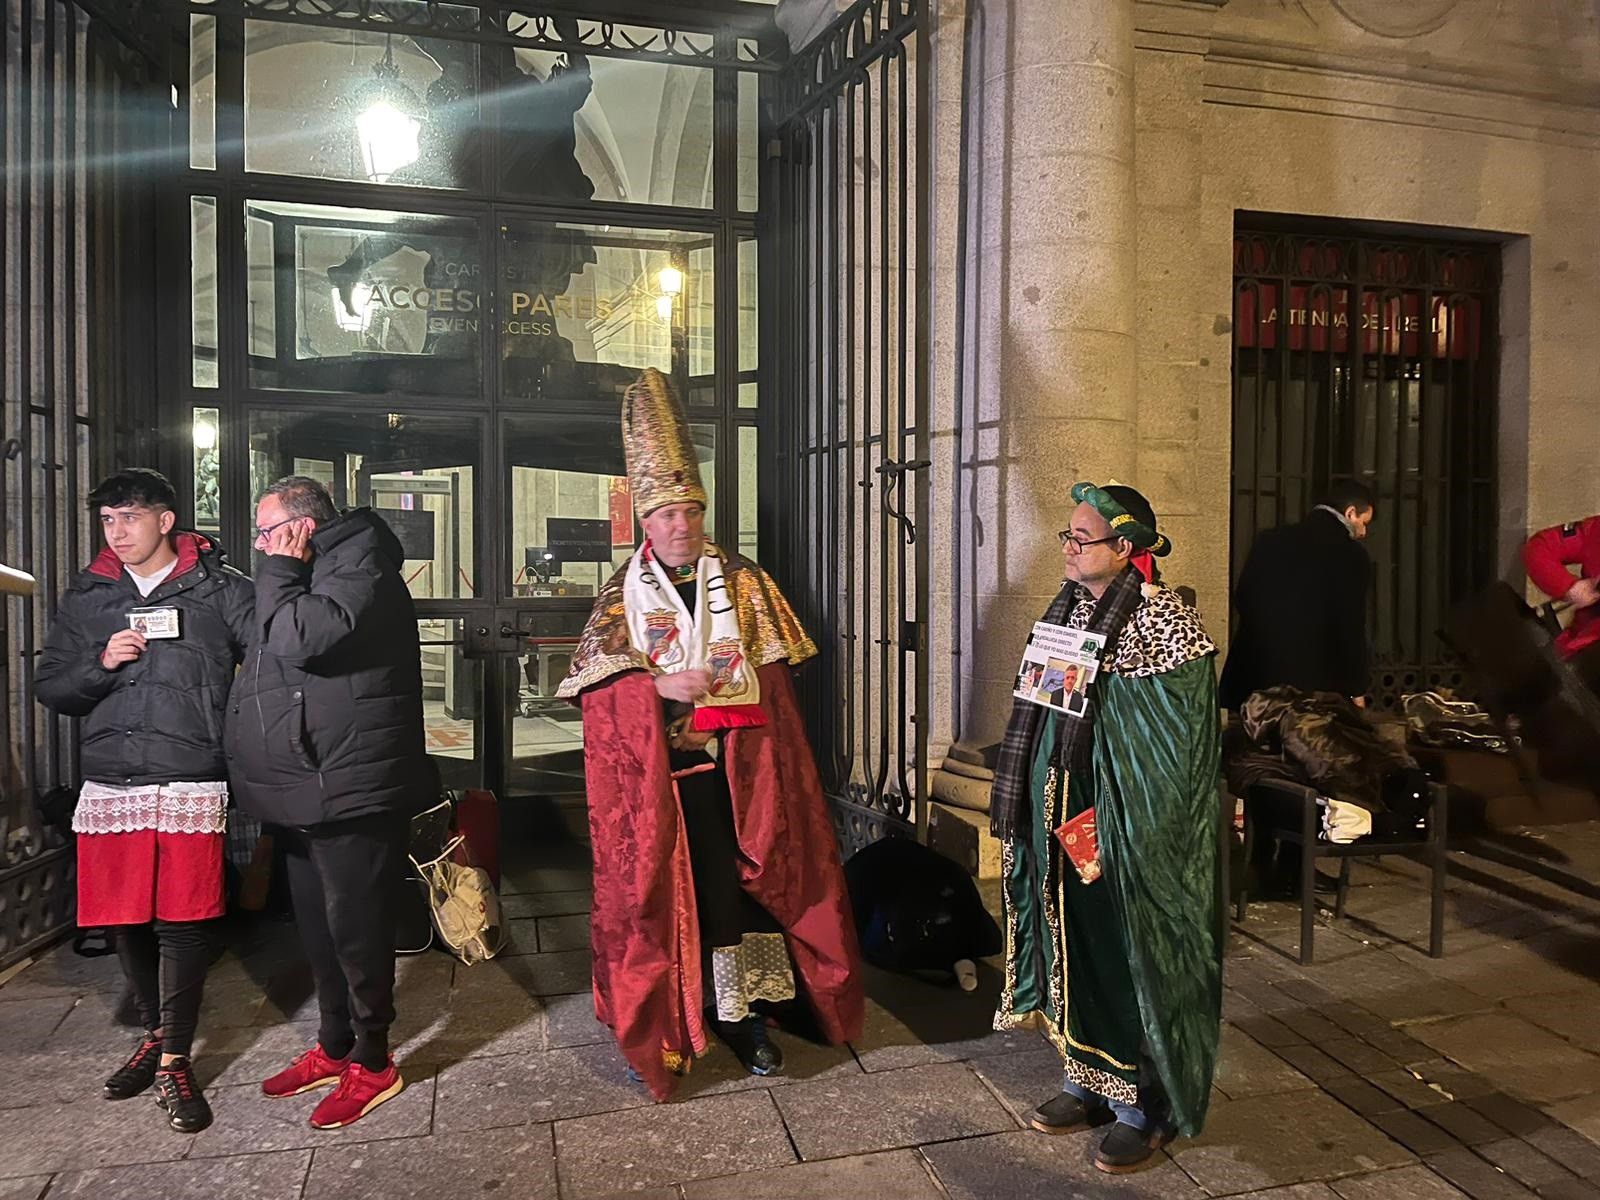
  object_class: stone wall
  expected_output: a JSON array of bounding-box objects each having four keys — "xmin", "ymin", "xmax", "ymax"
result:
[
  {"xmin": 930, "ymin": 0, "xmax": 1600, "ymax": 777},
  {"xmin": 1133, "ymin": 0, "xmax": 1600, "ymax": 646}
]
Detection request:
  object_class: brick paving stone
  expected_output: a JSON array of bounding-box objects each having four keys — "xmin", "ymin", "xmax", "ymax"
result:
[
  {"xmin": 1421, "ymin": 1064, "xmax": 1500, "ymax": 1102},
  {"xmin": 1331, "ymin": 1165, "xmax": 1471, "ymax": 1200},
  {"xmin": 1523, "ymin": 1125, "xmax": 1600, "ymax": 1180},
  {"xmin": 500, "ymin": 890, "xmax": 593, "ymax": 919},
  {"xmin": 1372, "ymin": 1110, "xmax": 1463, "ymax": 1157},
  {"xmin": 1278, "ymin": 1010, "xmax": 1352, "ymax": 1044},
  {"xmin": 433, "ymin": 1042, "xmax": 646, "ymax": 1132},
  {"xmin": 1463, "ymin": 1094, "xmax": 1555, "ymax": 1139},
  {"xmin": 1315, "ymin": 1003, "xmax": 1393, "ymax": 1037},
  {"xmin": 0, "ymin": 1180, "xmax": 49, "ymax": 1200},
  {"xmin": 1276, "ymin": 979, "xmax": 1340, "ymax": 1006},
  {"xmin": 1535, "ymin": 1180, "xmax": 1600, "ymax": 1200},
  {"xmin": 1545, "ymin": 1094, "xmax": 1600, "ymax": 1145},
  {"xmin": 1236, "ymin": 1013, "xmax": 1308, "ymax": 1048},
  {"xmin": 1322, "ymin": 1037, "xmax": 1403, "ymax": 1076},
  {"xmin": 46, "ymin": 1150, "xmax": 313, "ymax": 1200},
  {"xmin": 555, "ymin": 1090, "xmax": 795, "ymax": 1196},
  {"xmin": 1474, "ymin": 1138, "xmax": 1584, "ymax": 1192},
  {"xmin": 304, "ymin": 1124, "xmax": 557, "ymax": 1200},
  {"xmin": 1214, "ymin": 1025, "xmax": 1317, "ymax": 1099},
  {"xmin": 0, "ymin": 1094, "xmax": 195, "ymax": 1177},
  {"xmin": 1323, "ymin": 1076, "xmax": 1406, "ymax": 1118},
  {"xmin": 4, "ymin": 994, "xmax": 78, "ymax": 1051},
  {"xmin": 850, "ymin": 998, "xmax": 1042, "ymax": 1073},
  {"xmin": 1372, "ymin": 1069, "xmax": 1455, "ymax": 1110},
  {"xmin": 1171, "ymin": 1089, "xmax": 1413, "ymax": 1193},
  {"xmin": 922, "ymin": 1128, "xmax": 1205, "ymax": 1200},
  {"xmin": 774, "ymin": 1062, "xmax": 1014, "ymax": 1160},
  {"xmin": 0, "ymin": 1047, "xmax": 140, "ymax": 1110},
  {"xmin": 449, "ymin": 949, "xmax": 594, "ymax": 1002},
  {"xmin": 681, "ymin": 1150, "xmax": 944, "ymax": 1199},
  {"xmin": 674, "ymin": 1030, "xmax": 862, "ymax": 1098},
  {"xmin": 1425, "ymin": 1147, "xmax": 1540, "ymax": 1200},
  {"xmin": 966, "ymin": 1045, "xmax": 1066, "ymax": 1124},
  {"xmin": 540, "ymin": 991, "xmax": 612, "ymax": 1049},
  {"xmin": 1420, "ymin": 1102, "xmax": 1513, "ymax": 1147},
  {"xmin": 1501, "ymin": 992, "xmax": 1600, "ymax": 1055},
  {"xmin": 1277, "ymin": 1043, "xmax": 1358, "ymax": 1084},
  {"xmin": 536, "ymin": 913, "xmax": 592, "ymax": 953}
]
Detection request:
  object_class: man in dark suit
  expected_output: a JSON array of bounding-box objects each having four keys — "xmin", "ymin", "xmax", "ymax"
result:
[{"xmin": 1220, "ymin": 481, "xmax": 1376, "ymax": 711}]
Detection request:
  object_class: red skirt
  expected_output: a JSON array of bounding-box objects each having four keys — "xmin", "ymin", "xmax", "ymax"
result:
[{"xmin": 76, "ymin": 830, "xmax": 225, "ymax": 926}]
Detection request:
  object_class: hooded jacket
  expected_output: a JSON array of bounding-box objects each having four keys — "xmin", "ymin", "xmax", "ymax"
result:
[
  {"xmin": 35, "ymin": 532, "xmax": 254, "ymax": 786},
  {"xmin": 225, "ymin": 508, "xmax": 429, "ymax": 827}
]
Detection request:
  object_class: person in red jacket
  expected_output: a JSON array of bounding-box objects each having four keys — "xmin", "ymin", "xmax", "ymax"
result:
[{"xmin": 1523, "ymin": 516, "xmax": 1600, "ymax": 664}]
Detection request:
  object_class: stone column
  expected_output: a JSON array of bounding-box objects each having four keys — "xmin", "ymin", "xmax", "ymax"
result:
[{"xmin": 955, "ymin": 0, "xmax": 1139, "ymax": 750}]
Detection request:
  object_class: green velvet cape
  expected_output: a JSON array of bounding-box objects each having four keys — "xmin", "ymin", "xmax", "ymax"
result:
[{"xmin": 997, "ymin": 653, "xmax": 1223, "ymax": 1136}]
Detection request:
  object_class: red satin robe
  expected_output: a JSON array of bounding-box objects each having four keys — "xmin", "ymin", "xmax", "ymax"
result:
[{"xmin": 578, "ymin": 661, "xmax": 864, "ymax": 1099}]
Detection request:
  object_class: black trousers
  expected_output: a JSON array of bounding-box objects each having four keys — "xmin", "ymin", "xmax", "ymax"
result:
[
  {"xmin": 278, "ymin": 812, "xmax": 407, "ymax": 1071},
  {"xmin": 676, "ymin": 759, "xmax": 780, "ymax": 1014},
  {"xmin": 115, "ymin": 920, "xmax": 216, "ymax": 1058}
]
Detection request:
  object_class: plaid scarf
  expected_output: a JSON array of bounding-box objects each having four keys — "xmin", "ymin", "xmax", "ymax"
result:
[{"xmin": 989, "ymin": 564, "xmax": 1147, "ymax": 842}]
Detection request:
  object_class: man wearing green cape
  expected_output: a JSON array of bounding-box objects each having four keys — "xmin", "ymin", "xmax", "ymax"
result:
[{"xmin": 991, "ymin": 482, "xmax": 1223, "ymax": 1173}]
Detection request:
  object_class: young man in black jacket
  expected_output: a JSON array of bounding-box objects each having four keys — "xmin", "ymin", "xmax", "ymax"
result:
[
  {"xmin": 225, "ymin": 475, "xmax": 429, "ymax": 1130},
  {"xmin": 1220, "ymin": 480, "xmax": 1377, "ymax": 711},
  {"xmin": 35, "ymin": 468, "xmax": 254, "ymax": 1134}
]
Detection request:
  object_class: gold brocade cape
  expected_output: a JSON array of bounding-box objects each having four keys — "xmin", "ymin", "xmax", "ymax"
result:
[{"xmin": 556, "ymin": 547, "xmax": 817, "ymax": 698}]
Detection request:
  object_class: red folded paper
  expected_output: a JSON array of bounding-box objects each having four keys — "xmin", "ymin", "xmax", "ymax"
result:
[{"xmin": 1053, "ymin": 807, "xmax": 1102, "ymax": 884}]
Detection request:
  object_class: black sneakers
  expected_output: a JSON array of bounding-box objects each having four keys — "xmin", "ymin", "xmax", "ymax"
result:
[
  {"xmin": 103, "ymin": 1033, "xmax": 163, "ymax": 1100},
  {"xmin": 714, "ymin": 1015, "xmax": 784, "ymax": 1076},
  {"xmin": 1029, "ymin": 1090, "xmax": 1114, "ymax": 1135},
  {"xmin": 153, "ymin": 1057, "xmax": 213, "ymax": 1134},
  {"xmin": 1094, "ymin": 1121, "xmax": 1173, "ymax": 1173}
]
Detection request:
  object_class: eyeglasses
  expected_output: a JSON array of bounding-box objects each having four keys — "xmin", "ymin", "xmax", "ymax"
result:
[
  {"xmin": 1058, "ymin": 531, "xmax": 1122, "ymax": 552},
  {"xmin": 254, "ymin": 517, "xmax": 296, "ymax": 542}
]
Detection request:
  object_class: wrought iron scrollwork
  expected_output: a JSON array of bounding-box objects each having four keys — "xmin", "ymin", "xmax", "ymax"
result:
[
  {"xmin": 224, "ymin": 1, "xmax": 786, "ymax": 69},
  {"xmin": 877, "ymin": 458, "xmax": 930, "ymax": 544},
  {"xmin": 778, "ymin": 0, "xmax": 918, "ymax": 120}
]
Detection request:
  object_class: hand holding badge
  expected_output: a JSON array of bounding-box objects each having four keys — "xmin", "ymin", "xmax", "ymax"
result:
[{"xmin": 127, "ymin": 606, "xmax": 181, "ymax": 640}]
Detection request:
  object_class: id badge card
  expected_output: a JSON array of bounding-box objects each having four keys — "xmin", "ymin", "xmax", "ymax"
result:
[{"xmin": 128, "ymin": 606, "xmax": 181, "ymax": 639}]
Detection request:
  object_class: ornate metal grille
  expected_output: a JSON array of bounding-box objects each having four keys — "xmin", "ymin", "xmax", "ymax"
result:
[
  {"xmin": 1, "ymin": 0, "xmax": 162, "ymax": 967},
  {"xmin": 770, "ymin": 0, "xmax": 930, "ymax": 853},
  {"xmin": 1231, "ymin": 222, "xmax": 1500, "ymax": 709}
]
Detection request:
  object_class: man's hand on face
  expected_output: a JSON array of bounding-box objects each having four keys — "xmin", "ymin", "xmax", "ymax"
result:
[
  {"xmin": 1568, "ymin": 577, "xmax": 1600, "ymax": 610},
  {"xmin": 266, "ymin": 518, "xmax": 314, "ymax": 563},
  {"xmin": 101, "ymin": 629, "xmax": 147, "ymax": 671},
  {"xmin": 655, "ymin": 668, "xmax": 712, "ymax": 704}
]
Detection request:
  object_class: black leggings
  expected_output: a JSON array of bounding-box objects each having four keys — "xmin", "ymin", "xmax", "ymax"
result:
[{"xmin": 114, "ymin": 920, "xmax": 216, "ymax": 1058}]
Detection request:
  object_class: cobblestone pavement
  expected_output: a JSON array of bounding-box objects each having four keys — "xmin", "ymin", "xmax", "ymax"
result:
[{"xmin": 3, "ymin": 825, "xmax": 1599, "ymax": 1200}]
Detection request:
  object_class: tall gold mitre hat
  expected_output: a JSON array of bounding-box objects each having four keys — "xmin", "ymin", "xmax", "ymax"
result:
[{"xmin": 622, "ymin": 368, "xmax": 707, "ymax": 518}]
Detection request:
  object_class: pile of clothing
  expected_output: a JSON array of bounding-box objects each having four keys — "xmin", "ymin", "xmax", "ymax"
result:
[
  {"xmin": 1225, "ymin": 687, "xmax": 1430, "ymax": 844},
  {"xmin": 1402, "ymin": 691, "xmax": 1510, "ymax": 754}
]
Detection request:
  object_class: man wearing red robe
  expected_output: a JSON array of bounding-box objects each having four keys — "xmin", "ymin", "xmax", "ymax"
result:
[{"xmin": 557, "ymin": 369, "xmax": 863, "ymax": 1098}]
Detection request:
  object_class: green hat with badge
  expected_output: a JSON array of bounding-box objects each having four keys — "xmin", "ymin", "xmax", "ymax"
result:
[{"xmin": 1070, "ymin": 481, "xmax": 1172, "ymax": 557}]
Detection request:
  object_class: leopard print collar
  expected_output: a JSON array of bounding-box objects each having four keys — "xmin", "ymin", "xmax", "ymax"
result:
[{"xmin": 1066, "ymin": 585, "xmax": 1216, "ymax": 677}]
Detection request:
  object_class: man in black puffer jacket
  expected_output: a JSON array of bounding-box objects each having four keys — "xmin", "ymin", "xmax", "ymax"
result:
[
  {"xmin": 36, "ymin": 467, "xmax": 254, "ymax": 1135},
  {"xmin": 226, "ymin": 475, "xmax": 428, "ymax": 1130}
]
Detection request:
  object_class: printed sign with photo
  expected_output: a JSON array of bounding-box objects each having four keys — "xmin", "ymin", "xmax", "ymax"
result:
[{"xmin": 1013, "ymin": 621, "xmax": 1103, "ymax": 717}]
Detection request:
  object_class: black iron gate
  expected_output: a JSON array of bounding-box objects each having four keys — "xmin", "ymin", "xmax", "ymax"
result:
[
  {"xmin": 1231, "ymin": 221, "xmax": 1500, "ymax": 708},
  {"xmin": 769, "ymin": 0, "xmax": 930, "ymax": 853},
  {"xmin": 1, "ymin": 0, "xmax": 163, "ymax": 966}
]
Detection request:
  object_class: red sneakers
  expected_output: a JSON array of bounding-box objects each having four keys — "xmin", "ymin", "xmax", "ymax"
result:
[
  {"xmin": 309, "ymin": 1059, "xmax": 404, "ymax": 1129},
  {"xmin": 261, "ymin": 1044, "xmax": 350, "ymax": 1098}
]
